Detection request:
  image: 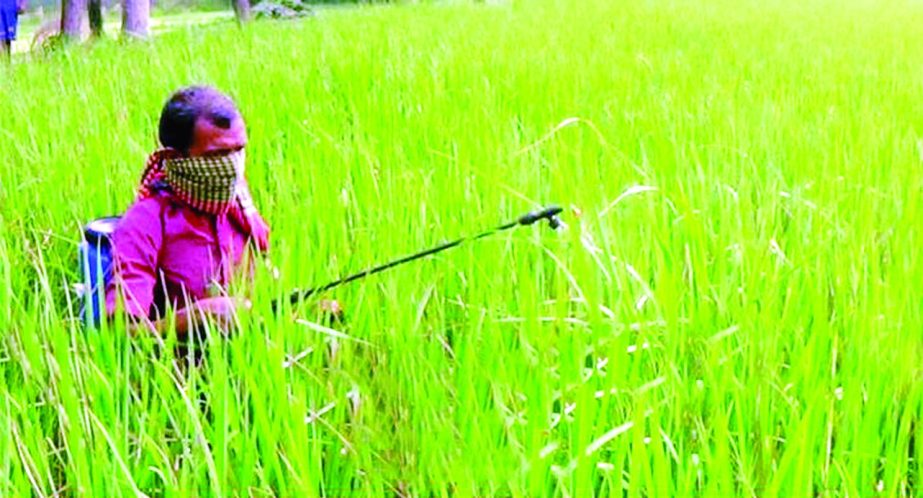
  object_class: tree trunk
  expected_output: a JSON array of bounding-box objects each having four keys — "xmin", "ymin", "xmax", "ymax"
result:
[
  {"xmin": 88, "ymin": 0, "xmax": 103, "ymax": 37},
  {"xmin": 122, "ymin": 0, "xmax": 149, "ymax": 38},
  {"xmin": 61, "ymin": 0, "xmax": 87, "ymax": 39},
  {"xmin": 233, "ymin": 0, "xmax": 251, "ymax": 24}
]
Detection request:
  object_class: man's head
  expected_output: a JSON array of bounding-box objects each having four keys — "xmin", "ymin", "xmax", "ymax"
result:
[{"xmin": 159, "ymin": 86, "xmax": 247, "ymax": 157}]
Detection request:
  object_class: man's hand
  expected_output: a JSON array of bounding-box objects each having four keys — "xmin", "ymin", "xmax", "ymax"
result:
[
  {"xmin": 16, "ymin": 0, "xmax": 26, "ymax": 15},
  {"xmin": 193, "ymin": 296, "xmax": 251, "ymax": 337},
  {"xmin": 126, "ymin": 296, "xmax": 250, "ymax": 341},
  {"xmin": 318, "ymin": 299, "xmax": 345, "ymax": 324}
]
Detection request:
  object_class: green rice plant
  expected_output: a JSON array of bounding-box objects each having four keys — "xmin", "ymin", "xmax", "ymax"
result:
[{"xmin": 0, "ymin": 0, "xmax": 921, "ymax": 495}]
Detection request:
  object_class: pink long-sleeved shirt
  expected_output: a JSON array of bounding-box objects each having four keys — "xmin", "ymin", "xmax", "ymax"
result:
[{"xmin": 105, "ymin": 190, "xmax": 261, "ymax": 320}]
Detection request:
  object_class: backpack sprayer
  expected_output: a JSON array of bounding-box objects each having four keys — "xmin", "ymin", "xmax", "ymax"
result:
[
  {"xmin": 79, "ymin": 205, "xmax": 565, "ymax": 326},
  {"xmin": 78, "ymin": 216, "xmax": 121, "ymax": 328}
]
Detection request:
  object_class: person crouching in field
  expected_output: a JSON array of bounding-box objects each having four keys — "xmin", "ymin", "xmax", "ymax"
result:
[
  {"xmin": 105, "ymin": 86, "xmax": 271, "ymax": 339},
  {"xmin": 1, "ymin": 0, "xmax": 25, "ymax": 59}
]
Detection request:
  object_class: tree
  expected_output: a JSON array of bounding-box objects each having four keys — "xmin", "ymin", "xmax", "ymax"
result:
[
  {"xmin": 61, "ymin": 0, "xmax": 88, "ymax": 39},
  {"xmin": 123, "ymin": 0, "xmax": 150, "ymax": 38},
  {"xmin": 88, "ymin": 0, "xmax": 103, "ymax": 37},
  {"xmin": 233, "ymin": 0, "xmax": 251, "ymax": 23}
]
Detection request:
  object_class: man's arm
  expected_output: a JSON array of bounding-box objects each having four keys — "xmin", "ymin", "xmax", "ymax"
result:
[
  {"xmin": 105, "ymin": 199, "xmax": 162, "ymax": 321},
  {"xmin": 131, "ymin": 296, "xmax": 248, "ymax": 340}
]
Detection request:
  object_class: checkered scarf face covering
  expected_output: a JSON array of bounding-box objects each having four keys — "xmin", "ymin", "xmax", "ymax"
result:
[
  {"xmin": 163, "ymin": 149, "xmax": 244, "ymax": 214},
  {"xmin": 138, "ymin": 148, "xmax": 271, "ymax": 252}
]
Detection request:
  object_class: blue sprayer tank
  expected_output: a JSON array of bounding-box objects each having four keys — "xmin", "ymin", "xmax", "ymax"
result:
[{"xmin": 78, "ymin": 216, "xmax": 120, "ymax": 328}]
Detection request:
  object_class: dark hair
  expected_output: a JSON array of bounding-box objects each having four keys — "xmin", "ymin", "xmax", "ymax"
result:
[{"xmin": 158, "ymin": 86, "xmax": 240, "ymax": 154}]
